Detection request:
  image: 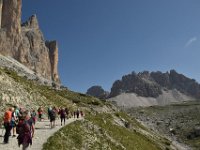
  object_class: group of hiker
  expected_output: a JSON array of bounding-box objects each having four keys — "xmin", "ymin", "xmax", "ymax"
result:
[
  {"xmin": 1, "ymin": 105, "xmax": 84, "ymax": 150},
  {"xmin": 2, "ymin": 106, "xmax": 35, "ymax": 150},
  {"xmin": 47, "ymin": 106, "xmax": 84, "ymax": 128}
]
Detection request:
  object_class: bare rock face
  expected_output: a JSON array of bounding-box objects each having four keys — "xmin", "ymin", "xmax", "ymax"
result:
[
  {"xmin": 110, "ymin": 71, "xmax": 162, "ymax": 98},
  {"xmin": 1, "ymin": 0, "xmax": 22, "ymax": 34},
  {"xmin": 0, "ymin": 0, "xmax": 22, "ymax": 58},
  {"xmin": 0, "ymin": 0, "xmax": 60, "ymax": 84},
  {"xmin": 109, "ymin": 70, "xmax": 200, "ymax": 99},
  {"xmin": 46, "ymin": 41, "xmax": 60, "ymax": 82},
  {"xmin": 18, "ymin": 15, "xmax": 52, "ymax": 80}
]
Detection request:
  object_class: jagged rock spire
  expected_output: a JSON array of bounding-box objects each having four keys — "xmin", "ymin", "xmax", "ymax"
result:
[{"xmin": 22, "ymin": 14, "xmax": 39, "ymax": 29}]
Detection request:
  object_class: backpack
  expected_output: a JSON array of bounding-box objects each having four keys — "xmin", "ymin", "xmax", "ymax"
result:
[
  {"xmin": 49, "ymin": 110, "xmax": 56, "ymax": 119},
  {"xmin": 16, "ymin": 119, "xmax": 31, "ymax": 134},
  {"xmin": 60, "ymin": 109, "xmax": 66, "ymax": 116}
]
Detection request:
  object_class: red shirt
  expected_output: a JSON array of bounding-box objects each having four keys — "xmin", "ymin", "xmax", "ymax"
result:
[{"xmin": 4, "ymin": 110, "xmax": 12, "ymax": 123}]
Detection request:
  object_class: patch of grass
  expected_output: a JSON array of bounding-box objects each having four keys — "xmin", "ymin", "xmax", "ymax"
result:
[
  {"xmin": 86, "ymin": 113, "xmax": 162, "ymax": 150},
  {"xmin": 114, "ymin": 111, "xmax": 147, "ymax": 130},
  {"xmin": 43, "ymin": 120, "xmax": 120, "ymax": 150},
  {"xmin": 43, "ymin": 112, "xmax": 163, "ymax": 150},
  {"xmin": 43, "ymin": 121, "xmax": 83, "ymax": 150}
]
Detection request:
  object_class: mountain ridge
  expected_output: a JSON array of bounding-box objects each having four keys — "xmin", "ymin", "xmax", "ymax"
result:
[
  {"xmin": 110, "ymin": 70, "xmax": 200, "ymax": 98},
  {"xmin": 87, "ymin": 70, "xmax": 200, "ymax": 104}
]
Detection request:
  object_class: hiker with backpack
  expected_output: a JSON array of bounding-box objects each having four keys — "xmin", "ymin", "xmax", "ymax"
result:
[
  {"xmin": 80, "ymin": 110, "xmax": 84, "ymax": 117},
  {"xmin": 31, "ymin": 109, "xmax": 37, "ymax": 125},
  {"xmin": 76, "ymin": 108, "xmax": 80, "ymax": 118},
  {"xmin": 3, "ymin": 107, "xmax": 13, "ymax": 144},
  {"xmin": 11, "ymin": 107, "xmax": 18, "ymax": 137},
  {"xmin": 59, "ymin": 108, "xmax": 66, "ymax": 126},
  {"xmin": 37, "ymin": 106, "xmax": 44, "ymax": 121},
  {"xmin": 65, "ymin": 107, "xmax": 69, "ymax": 119},
  {"xmin": 17, "ymin": 110, "xmax": 35, "ymax": 150},
  {"xmin": 47, "ymin": 106, "xmax": 52, "ymax": 120},
  {"xmin": 49, "ymin": 107, "xmax": 56, "ymax": 128}
]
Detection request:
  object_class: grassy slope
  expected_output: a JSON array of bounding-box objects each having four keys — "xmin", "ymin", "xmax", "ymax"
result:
[
  {"xmin": 43, "ymin": 113, "xmax": 163, "ymax": 150},
  {"xmin": 1, "ymin": 68, "xmax": 169, "ymax": 150}
]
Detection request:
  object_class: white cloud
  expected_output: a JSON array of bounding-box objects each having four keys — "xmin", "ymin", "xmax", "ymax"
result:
[{"xmin": 185, "ymin": 37, "xmax": 197, "ymax": 47}]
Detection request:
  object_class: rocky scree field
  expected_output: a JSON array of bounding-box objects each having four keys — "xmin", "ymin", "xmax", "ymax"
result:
[{"xmin": 126, "ymin": 102, "xmax": 200, "ymax": 149}]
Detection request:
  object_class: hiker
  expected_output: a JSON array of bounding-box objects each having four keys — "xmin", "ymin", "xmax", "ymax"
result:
[
  {"xmin": 73, "ymin": 111, "xmax": 76, "ymax": 118},
  {"xmin": 47, "ymin": 106, "xmax": 52, "ymax": 120},
  {"xmin": 76, "ymin": 108, "xmax": 80, "ymax": 118},
  {"xmin": 11, "ymin": 107, "xmax": 17, "ymax": 137},
  {"xmin": 65, "ymin": 107, "xmax": 69, "ymax": 119},
  {"xmin": 80, "ymin": 110, "xmax": 84, "ymax": 117},
  {"xmin": 3, "ymin": 107, "xmax": 13, "ymax": 144},
  {"xmin": 17, "ymin": 110, "xmax": 35, "ymax": 150},
  {"xmin": 14, "ymin": 105, "xmax": 20, "ymax": 119},
  {"xmin": 37, "ymin": 106, "xmax": 43, "ymax": 121},
  {"xmin": 31, "ymin": 109, "xmax": 37, "ymax": 125},
  {"xmin": 59, "ymin": 108, "xmax": 66, "ymax": 126},
  {"xmin": 49, "ymin": 107, "xmax": 56, "ymax": 128}
]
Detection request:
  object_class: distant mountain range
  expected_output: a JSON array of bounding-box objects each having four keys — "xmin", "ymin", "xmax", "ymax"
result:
[{"xmin": 87, "ymin": 70, "xmax": 200, "ymax": 101}]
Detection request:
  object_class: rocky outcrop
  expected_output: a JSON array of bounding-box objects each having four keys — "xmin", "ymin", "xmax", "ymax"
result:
[
  {"xmin": 168, "ymin": 70, "xmax": 200, "ymax": 98},
  {"xmin": 110, "ymin": 72, "xmax": 162, "ymax": 98},
  {"xmin": 86, "ymin": 86, "xmax": 109, "ymax": 99},
  {"xmin": 150, "ymin": 71, "xmax": 170, "ymax": 87},
  {"xmin": 1, "ymin": 0, "xmax": 22, "ymax": 34},
  {"xmin": 0, "ymin": 0, "xmax": 22, "ymax": 58},
  {"xmin": 18, "ymin": 15, "xmax": 53, "ymax": 80},
  {"xmin": 109, "ymin": 70, "xmax": 200, "ymax": 99},
  {"xmin": 46, "ymin": 41, "xmax": 60, "ymax": 82},
  {"xmin": 22, "ymin": 14, "xmax": 39, "ymax": 29},
  {"xmin": 0, "ymin": 0, "xmax": 60, "ymax": 84}
]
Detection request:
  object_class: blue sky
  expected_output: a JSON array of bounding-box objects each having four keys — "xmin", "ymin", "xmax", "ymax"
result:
[{"xmin": 22, "ymin": 0, "xmax": 200, "ymax": 93}]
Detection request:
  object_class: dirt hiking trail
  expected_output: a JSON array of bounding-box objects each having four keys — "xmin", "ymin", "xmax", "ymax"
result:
[{"xmin": 0, "ymin": 118, "xmax": 80, "ymax": 150}]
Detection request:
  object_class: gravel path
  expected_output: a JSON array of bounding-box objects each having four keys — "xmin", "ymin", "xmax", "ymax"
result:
[{"xmin": 0, "ymin": 118, "xmax": 79, "ymax": 150}]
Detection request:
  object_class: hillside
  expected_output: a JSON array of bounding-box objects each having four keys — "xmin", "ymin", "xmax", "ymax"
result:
[{"xmin": 0, "ymin": 63, "xmax": 182, "ymax": 150}]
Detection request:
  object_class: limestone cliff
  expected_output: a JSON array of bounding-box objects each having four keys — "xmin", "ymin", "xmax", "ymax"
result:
[
  {"xmin": 46, "ymin": 40, "xmax": 60, "ymax": 83},
  {"xmin": 0, "ymin": 0, "xmax": 60, "ymax": 84}
]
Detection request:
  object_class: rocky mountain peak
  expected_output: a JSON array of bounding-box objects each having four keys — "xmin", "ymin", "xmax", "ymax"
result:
[
  {"xmin": 109, "ymin": 70, "xmax": 200, "ymax": 99},
  {"xmin": 86, "ymin": 85, "xmax": 109, "ymax": 99},
  {"xmin": 0, "ymin": 0, "xmax": 60, "ymax": 85},
  {"xmin": 22, "ymin": 14, "xmax": 39, "ymax": 29}
]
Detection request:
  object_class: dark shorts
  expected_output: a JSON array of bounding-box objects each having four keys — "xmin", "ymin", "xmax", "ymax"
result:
[
  {"xmin": 50, "ymin": 117, "xmax": 55, "ymax": 122},
  {"xmin": 39, "ymin": 114, "xmax": 42, "ymax": 119},
  {"xmin": 11, "ymin": 120, "xmax": 16, "ymax": 127}
]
